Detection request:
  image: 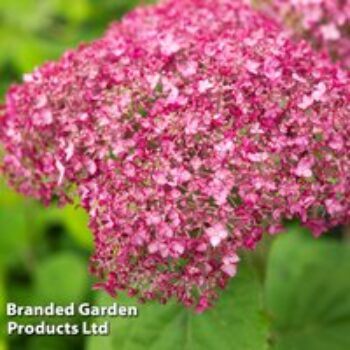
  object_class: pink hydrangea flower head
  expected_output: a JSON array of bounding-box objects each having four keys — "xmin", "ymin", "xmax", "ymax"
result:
[{"xmin": 1, "ymin": 0, "xmax": 350, "ymax": 311}]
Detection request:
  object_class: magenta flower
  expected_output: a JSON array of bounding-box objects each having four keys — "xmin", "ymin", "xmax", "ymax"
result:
[
  {"xmin": 1, "ymin": 0, "xmax": 350, "ymax": 311},
  {"xmin": 256, "ymin": 0, "xmax": 350, "ymax": 69}
]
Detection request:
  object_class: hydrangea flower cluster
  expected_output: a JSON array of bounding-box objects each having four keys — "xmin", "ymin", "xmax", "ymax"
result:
[
  {"xmin": 1, "ymin": 0, "xmax": 350, "ymax": 312},
  {"xmin": 255, "ymin": 0, "xmax": 350, "ymax": 69}
]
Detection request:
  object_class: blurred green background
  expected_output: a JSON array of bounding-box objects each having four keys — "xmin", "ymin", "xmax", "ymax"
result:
[{"xmin": 1, "ymin": 1, "xmax": 350, "ymax": 350}]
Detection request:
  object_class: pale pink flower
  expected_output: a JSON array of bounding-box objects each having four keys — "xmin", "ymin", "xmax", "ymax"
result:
[{"xmin": 206, "ymin": 224, "xmax": 228, "ymax": 247}]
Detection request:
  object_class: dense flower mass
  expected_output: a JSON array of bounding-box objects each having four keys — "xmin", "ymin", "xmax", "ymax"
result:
[
  {"xmin": 254, "ymin": 0, "xmax": 350, "ymax": 69},
  {"xmin": 1, "ymin": 0, "xmax": 350, "ymax": 311}
]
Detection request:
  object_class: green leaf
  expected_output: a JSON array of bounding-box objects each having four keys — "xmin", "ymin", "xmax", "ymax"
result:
[
  {"xmin": 14, "ymin": 36, "xmax": 63, "ymax": 72},
  {"xmin": 53, "ymin": 0, "xmax": 91, "ymax": 23},
  {"xmin": 43, "ymin": 203, "xmax": 93, "ymax": 250},
  {"xmin": 34, "ymin": 252, "xmax": 88, "ymax": 305},
  {"xmin": 0, "ymin": 206, "xmax": 27, "ymax": 266},
  {"xmin": 28, "ymin": 336, "xmax": 69, "ymax": 350},
  {"xmin": 0, "ymin": 0, "xmax": 54, "ymax": 31},
  {"xmin": 87, "ymin": 262, "xmax": 269, "ymax": 350},
  {"xmin": 265, "ymin": 231, "xmax": 350, "ymax": 350},
  {"xmin": 59, "ymin": 204, "xmax": 93, "ymax": 250},
  {"xmin": 0, "ymin": 178, "xmax": 24, "ymax": 206},
  {"xmin": 0, "ymin": 182, "xmax": 30, "ymax": 266}
]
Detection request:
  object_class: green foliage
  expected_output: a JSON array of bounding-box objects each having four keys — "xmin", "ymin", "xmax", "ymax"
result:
[
  {"xmin": 87, "ymin": 264, "xmax": 269, "ymax": 350},
  {"xmin": 85, "ymin": 231, "xmax": 350, "ymax": 350},
  {"xmin": 0, "ymin": 205, "xmax": 28, "ymax": 267},
  {"xmin": 34, "ymin": 252, "xmax": 89, "ymax": 305},
  {"xmin": 265, "ymin": 230, "xmax": 350, "ymax": 350},
  {"xmin": 45, "ymin": 204, "xmax": 94, "ymax": 250},
  {"xmin": 0, "ymin": 182, "xmax": 32, "ymax": 267}
]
